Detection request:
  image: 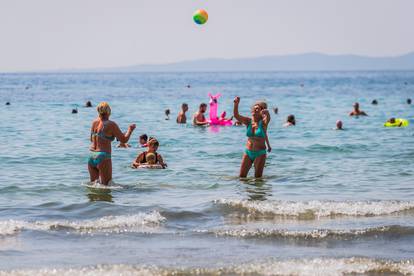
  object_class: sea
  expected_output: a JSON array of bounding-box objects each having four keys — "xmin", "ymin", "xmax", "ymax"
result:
[{"xmin": 0, "ymin": 71, "xmax": 414, "ymax": 275}]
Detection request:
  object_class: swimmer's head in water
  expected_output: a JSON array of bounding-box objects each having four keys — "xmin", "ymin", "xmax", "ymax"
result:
[
  {"xmin": 165, "ymin": 109, "xmax": 170, "ymax": 116},
  {"xmin": 97, "ymin": 102, "xmax": 111, "ymax": 117},
  {"xmin": 371, "ymin": 99, "xmax": 378, "ymax": 105},
  {"xmin": 86, "ymin": 101, "xmax": 92, "ymax": 107},
  {"xmin": 353, "ymin": 102, "xmax": 360, "ymax": 110},
  {"xmin": 407, "ymin": 98, "xmax": 412, "ymax": 104},
  {"xmin": 287, "ymin": 114, "xmax": 296, "ymax": 125},
  {"xmin": 146, "ymin": 153, "xmax": 156, "ymax": 165},
  {"xmin": 336, "ymin": 120, "xmax": 343, "ymax": 129},
  {"xmin": 273, "ymin": 107, "xmax": 278, "ymax": 114},
  {"xmin": 388, "ymin": 118, "xmax": 396, "ymax": 124},
  {"xmin": 199, "ymin": 103, "xmax": 207, "ymax": 113}
]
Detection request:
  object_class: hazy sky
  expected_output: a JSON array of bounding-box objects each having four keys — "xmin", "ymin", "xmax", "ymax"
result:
[{"xmin": 0, "ymin": 0, "xmax": 413, "ymax": 71}]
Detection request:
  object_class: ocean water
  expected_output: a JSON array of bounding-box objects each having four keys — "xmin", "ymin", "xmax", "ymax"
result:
[{"xmin": 0, "ymin": 71, "xmax": 414, "ymax": 275}]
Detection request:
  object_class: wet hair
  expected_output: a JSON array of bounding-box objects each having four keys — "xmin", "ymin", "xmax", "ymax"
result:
[
  {"xmin": 272, "ymin": 107, "xmax": 278, "ymax": 114},
  {"xmin": 287, "ymin": 114, "xmax": 296, "ymax": 125},
  {"xmin": 255, "ymin": 101, "xmax": 267, "ymax": 110},
  {"xmin": 407, "ymin": 98, "xmax": 412, "ymax": 104},
  {"xmin": 97, "ymin": 102, "xmax": 111, "ymax": 116},
  {"xmin": 140, "ymin": 134, "xmax": 148, "ymax": 142},
  {"xmin": 5, "ymin": 102, "xmax": 10, "ymax": 105},
  {"xmin": 148, "ymin": 138, "xmax": 159, "ymax": 147},
  {"xmin": 371, "ymin": 99, "xmax": 378, "ymax": 105},
  {"xmin": 200, "ymin": 103, "xmax": 207, "ymax": 109},
  {"xmin": 165, "ymin": 109, "xmax": 170, "ymax": 116},
  {"xmin": 85, "ymin": 101, "xmax": 92, "ymax": 107},
  {"xmin": 389, "ymin": 118, "xmax": 396, "ymax": 123},
  {"xmin": 72, "ymin": 108, "xmax": 78, "ymax": 114},
  {"xmin": 353, "ymin": 102, "xmax": 360, "ymax": 108}
]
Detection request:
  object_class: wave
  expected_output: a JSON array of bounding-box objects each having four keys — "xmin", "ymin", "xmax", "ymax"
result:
[
  {"xmin": 215, "ymin": 198, "xmax": 414, "ymax": 219},
  {"xmin": 0, "ymin": 258, "xmax": 413, "ymax": 275},
  {"xmin": 205, "ymin": 225, "xmax": 414, "ymax": 240},
  {"xmin": 0, "ymin": 211, "xmax": 165, "ymax": 236}
]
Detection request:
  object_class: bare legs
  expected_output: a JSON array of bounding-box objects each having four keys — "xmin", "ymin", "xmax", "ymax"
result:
[
  {"xmin": 87, "ymin": 159, "xmax": 112, "ymax": 185},
  {"xmin": 239, "ymin": 154, "xmax": 266, "ymax": 178}
]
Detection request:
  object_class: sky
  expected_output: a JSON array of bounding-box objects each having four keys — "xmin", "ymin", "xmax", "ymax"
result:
[{"xmin": 0, "ymin": 0, "xmax": 413, "ymax": 71}]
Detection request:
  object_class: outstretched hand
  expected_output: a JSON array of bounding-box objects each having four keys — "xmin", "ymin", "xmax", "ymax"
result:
[
  {"xmin": 234, "ymin": 97, "xmax": 240, "ymax": 104},
  {"xmin": 129, "ymin": 124, "xmax": 136, "ymax": 131}
]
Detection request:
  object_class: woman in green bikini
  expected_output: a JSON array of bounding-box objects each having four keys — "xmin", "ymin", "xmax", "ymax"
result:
[
  {"xmin": 233, "ymin": 97, "xmax": 271, "ymax": 178},
  {"xmin": 88, "ymin": 102, "xmax": 136, "ymax": 185}
]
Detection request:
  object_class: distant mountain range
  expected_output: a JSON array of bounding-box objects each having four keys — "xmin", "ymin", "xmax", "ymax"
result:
[{"xmin": 75, "ymin": 52, "xmax": 414, "ymax": 72}]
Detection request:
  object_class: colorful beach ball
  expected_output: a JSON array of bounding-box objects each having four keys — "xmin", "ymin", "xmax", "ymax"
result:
[{"xmin": 193, "ymin": 9, "xmax": 208, "ymax": 25}]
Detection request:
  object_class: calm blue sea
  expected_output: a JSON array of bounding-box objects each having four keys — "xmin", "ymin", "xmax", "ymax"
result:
[{"xmin": 0, "ymin": 71, "xmax": 414, "ymax": 275}]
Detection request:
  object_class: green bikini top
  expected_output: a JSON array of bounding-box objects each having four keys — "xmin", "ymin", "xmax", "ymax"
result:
[
  {"xmin": 246, "ymin": 120, "xmax": 265, "ymax": 138},
  {"xmin": 91, "ymin": 120, "xmax": 115, "ymax": 142}
]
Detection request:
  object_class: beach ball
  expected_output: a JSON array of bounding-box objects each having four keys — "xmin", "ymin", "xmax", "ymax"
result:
[{"xmin": 193, "ymin": 9, "xmax": 208, "ymax": 25}]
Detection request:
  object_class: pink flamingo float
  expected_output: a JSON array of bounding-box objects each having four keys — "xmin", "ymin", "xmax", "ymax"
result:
[{"xmin": 208, "ymin": 93, "xmax": 233, "ymax": 126}]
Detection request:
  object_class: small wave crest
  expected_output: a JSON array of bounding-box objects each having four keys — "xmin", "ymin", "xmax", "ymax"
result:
[
  {"xmin": 206, "ymin": 225, "xmax": 414, "ymax": 240},
  {"xmin": 0, "ymin": 211, "xmax": 165, "ymax": 236},
  {"xmin": 215, "ymin": 198, "xmax": 414, "ymax": 219},
  {"xmin": 0, "ymin": 258, "xmax": 413, "ymax": 275}
]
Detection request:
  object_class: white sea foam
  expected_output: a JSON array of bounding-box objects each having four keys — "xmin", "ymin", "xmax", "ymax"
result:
[
  {"xmin": 215, "ymin": 198, "xmax": 414, "ymax": 219},
  {"xmin": 208, "ymin": 225, "xmax": 413, "ymax": 239},
  {"xmin": 0, "ymin": 258, "xmax": 413, "ymax": 276},
  {"xmin": 0, "ymin": 211, "xmax": 165, "ymax": 236}
]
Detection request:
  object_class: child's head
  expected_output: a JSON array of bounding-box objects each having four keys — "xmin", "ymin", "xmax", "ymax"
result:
[
  {"xmin": 148, "ymin": 138, "xmax": 159, "ymax": 151},
  {"xmin": 139, "ymin": 134, "xmax": 148, "ymax": 145},
  {"xmin": 182, "ymin": 103, "xmax": 188, "ymax": 112},
  {"xmin": 388, "ymin": 118, "xmax": 396, "ymax": 124},
  {"xmin": 287, "ymin": 114, "xmax": 296, "ymax": 125},
  {"xmin": 146, "ymin": 153, "xmax": 156, "ymax": 165}
]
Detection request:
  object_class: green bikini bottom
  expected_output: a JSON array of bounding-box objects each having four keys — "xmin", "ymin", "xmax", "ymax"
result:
[
  {"xmin": 88, "ymin": 151, "xmax": 111, "ymax": 167},
  {"xmin": 245, "ymin": 149, "xmax": 266, "ymax": 161}
]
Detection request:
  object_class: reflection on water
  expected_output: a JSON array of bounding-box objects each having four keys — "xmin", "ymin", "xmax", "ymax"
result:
[
  {"xmin": 241, "ymin": 178, "xmax": 272, "ymax": 201},
  {"xmin": 86, "ymin": 188, "xmax": 113, "ymax": 202}
]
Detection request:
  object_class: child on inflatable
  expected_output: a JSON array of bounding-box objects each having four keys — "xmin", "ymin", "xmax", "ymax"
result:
[{"xmin": 132, "ymin": 138, "xmax": 167, "ymax": 169}]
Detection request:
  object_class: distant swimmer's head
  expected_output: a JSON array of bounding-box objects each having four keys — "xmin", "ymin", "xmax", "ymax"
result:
[
  {"xmin": 336, "ymin": 120, "xmax": 343, "ymax": 130},
  {"xmin": 407, "ymin": 98, "xmax": 412, "ymax": 105},
  {"xmin": 165, "ymin": 109, "xmax": 170, "ymax": 116},
  {"xmin": 5, "ymin": 102, "xmax": 10, "ymax": 106},
  {"xmin": 388, "ymin": 118, "xmax": 396, "ymax": 124},
  {"xmin": 85, "ymin": 101, "xmax": 92, "ymax": 107},
  {"xmin": 287, "ymin": 114, "xmax": 296, "ymax": 125},
  {"xmin": 148, "ymin": 138, "xmax": 159, "ymax": 151},
  {"xmin": 97, "ymin": 102, "xmax": 111, "ymax": 117},
  {"xmin": 146, "ymin": 153, "xmax": 156, "ymax": 165},
  {"xmin": 353, "ymin": 102, "xmax": 360, "ymax": 110},
  {"xmin": 371, "ymin": 99, "xmax": 378, "ymax": 105},
  {"xmin": 72, "ymin": 108, "xmax": 78, "ymax": 114},
  {"xmin": 272, "ymin": 107, "xmax": 278, "ymax": 114},
  {"xmin": 182, "ymin": 103, "xmax": 188, "ymax": 112},
  {"xmin": 199, "ymin": 103, "xmax": 207, "ymax": 113}
]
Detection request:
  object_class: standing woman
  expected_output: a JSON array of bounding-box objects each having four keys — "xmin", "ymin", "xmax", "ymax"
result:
[
  {"xmin": 88, "ymin": 102, "xmax": 136, "ymax": 185},
  {"xmin": 233, "ymin": 97, "xmax": 271, "ymax": 178}
]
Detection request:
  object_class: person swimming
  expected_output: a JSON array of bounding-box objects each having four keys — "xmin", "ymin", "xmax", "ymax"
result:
[
  {"xmin": 335, "ymin": 120, "xmax": 343, "ymax": 130},
  {"xmin": 165, "ymin": 109, "xmax": 171, "ymax": 120},
  {"xmin": 349, "ymin": 102, "xmax": 368, "ymax": 116},
  {"xmin": 88, "ymin": 102, "xmax": 136, "ymax": 185},
  {"xmin": 139, "ymin": 134, "xmax": 148, "ymax": 147},
  {"xmin": 176, "ymin": 103, "xmax": 188, "ymax": 124},
  {"xmin": 272, "ymin": 107, "xmax": 278, "ymax": 114},
  {"xmin": 371, "ymin": 99, "xmax": 378, "ymax": 105},
  {"xmin": 193, "ymin": 103, "xmax": 209, "ymax": 126},
  {"xmin": 72, "ymin": 108, "xmax": 78, "ymax": 114},
  {"xmin": 132, "ymin": 138, "xmax": 167, "ymax": 168},
  {"xmin": 5, "ymin": 102, "xmax": 10, "ymax": 106},
  {"xmin": 233, "ymin": 96, "xmax": 271, "ymax": 178},
  {"xmin": 85, "ymin": 101, "xmax": 92, "ymax": 108},
  {"xmin": 284, "ymin": 114, "xmax": 296, "ymax": 127},
  {"xmin": 407, "ymin": 98, "xmax": 412, "ymax": 105}
]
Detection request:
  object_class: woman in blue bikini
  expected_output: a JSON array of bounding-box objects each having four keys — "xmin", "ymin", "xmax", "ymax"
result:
[
  {"xmin": 233, "ymin": 97, "xmax": 271, "ymax": 178},
  {"xmin": 88, "ymin": 102, "xmax": 136, "ymax": 185}
]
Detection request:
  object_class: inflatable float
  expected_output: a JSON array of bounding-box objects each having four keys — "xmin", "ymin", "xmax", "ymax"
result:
[
  {"xmin": 384, "ymin": 118, "xmax": 409, "ymax": 127},
  {"xmin": 208, "ymin": 93, "xmax": 233, "ymax": 126},
  {"xmin": 134, "ymin": 164, "xmax": 164, "ymax": 169}
]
